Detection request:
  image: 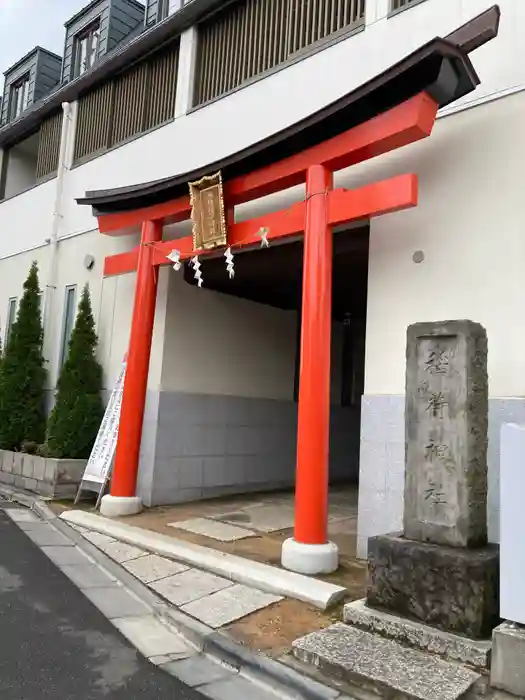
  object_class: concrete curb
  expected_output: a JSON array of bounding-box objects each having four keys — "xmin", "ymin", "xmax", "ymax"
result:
[
  {"xmin": 0, "ymin": 483, "xmax": 44, "ymax": 510},
  {"xmin": 60, "ymin": 510, "xmax": 347, "ymax": 611},
  {"xmin": 0, "ymin": 487, "xmax": 346, "ymax": 700}
]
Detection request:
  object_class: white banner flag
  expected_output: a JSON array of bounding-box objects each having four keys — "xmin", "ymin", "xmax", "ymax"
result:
[{"xmin": 81, "ymin": 354, "xmax": 127, "ymax": 485}]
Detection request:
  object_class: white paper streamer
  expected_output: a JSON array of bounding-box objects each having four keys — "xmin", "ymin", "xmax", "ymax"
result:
[
  {"xmin": 224, "ymin": 247, "xmax": 235, "ymax": 279},
  {"xmin": 191, "ymin": 255, "xmax": 203, "ymax": 287},
  {"xmin": 167, "ymin": 249, "xmax": 181, "ymax": 271},
  {"xmin": 259, "ymin": 227, "xmax": 270, "ymax": 247}
]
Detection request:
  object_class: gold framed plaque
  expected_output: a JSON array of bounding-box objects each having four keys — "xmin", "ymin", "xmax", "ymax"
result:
[{"xmin": 189, "ymin": 171, "xmax": 227, "ymax": 251}]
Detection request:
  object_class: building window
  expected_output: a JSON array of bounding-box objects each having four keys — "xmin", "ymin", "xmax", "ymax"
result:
[
  {"xmin": 9, "ymin": 75, "xmax": 30, "ymax": 121},
  {"xmin": 194, "ymin": 0, "xmax": 366, "ymax": 106},
  {"xmin": 159, "ymin": 0, "xmax": 169, "ymax": 20},
  {"xmin": 4, "ymin": 297, "xmax": 17, "ymax": 346},
  {"xmin": 74, "ymin": 20, "xmax": 101, "ymax": 77},
  {"xmin": 59, "ymin": 286, "xmax": 77, "ymax": 368},
  {"xmin": 390, "ymin": 0, "xmax": 426, "ymax": 13}
]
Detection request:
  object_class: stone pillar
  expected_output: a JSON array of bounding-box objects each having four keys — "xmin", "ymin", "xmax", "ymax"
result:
[
  {"xmin": 404, "ymin": 321, "xmax": 488, "ymax": 548},
  {"xmin": 366, "ymin": 320, "xmax": 499, "ymax": 639}
]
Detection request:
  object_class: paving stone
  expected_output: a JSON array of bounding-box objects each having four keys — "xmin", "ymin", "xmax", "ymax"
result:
[
  {"xmin": 344, "ymin": 599, "xmax": 491, "ymax": 670},
  {"xmin": 5, "ymin": 508, "xmax": 39, "ymax": 523},
  {"xmin": 97, "ymin": 540, "xmax": 148, "ymax": 562},
  {"xmin": 83, "ymin": 586, "xmax": 151, "ymax": 619},
  {"xmin": 112, "ymin": 614, "xmax": 193, "ymax": 659},
  {"xmin": 41, "ymin": 545, "xmax": 93, "ymax": 567},
  {"xmin": 15, "ymin": 519, "xmax": 53, "ymax": 531},
  {"xmin": 328, "ymin": 502, "xmax": 358, "ymax": 519},
  {"xmin": 199, "ymin": 675, "xmax": 278, "ymax": 700},
  {"xmin": 168, "ymin": 518, "xmax": 255, "ymax": 542},
  {"xmin": 24, "ymin": 525, "xmax": 72, "ymax": 547},
  {"xmin": 181, "ymin": 584, "xmax": 282, "ymax": 628},
  {"xmin": 122, "ymin": 553, "xmax": 189, "ymax": 583},
  {"xmin": 149, "ymin": 652, "xmax": 195, "ymax": 664},
  {"xmin": 328, "ymin": 518, "xmax": 357, "ymax": 535},
  {"xmin": 151, "ymin": 569, "xmax": 234, "ymax": 606},
  {"xmin": 292, "ymin": 623, "xmax": 481, "ymax": 700},
  {"xmin": 60, "ymin": 564, "xmax": 117, "ymax": 589},
  {"xmin": 162, "ymin": 656, "xmax": 235, "ymax": 687},
  {"xmin": 216, "ymin": 505, "xmax": 295, "ymax": 533},
  {"xmin": 80, "ymin": 530, "xmax": 117, "ymax": 546}
]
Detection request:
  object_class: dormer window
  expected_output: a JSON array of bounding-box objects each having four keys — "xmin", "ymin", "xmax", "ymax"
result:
[
  {"xmin": 74, "ymin": 20, "xmax": 100, "ymax": 77},
  {"xmin": 10, "ymin": 74, "xmax": 30, "ymax": 120}
]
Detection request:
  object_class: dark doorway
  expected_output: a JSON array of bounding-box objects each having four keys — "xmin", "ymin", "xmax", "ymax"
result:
[{"xmin": 182, "ymin": 224, "xmax": 369, "ymax": 485}]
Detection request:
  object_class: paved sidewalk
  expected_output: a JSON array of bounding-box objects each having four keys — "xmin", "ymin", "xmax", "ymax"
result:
[
  {"xmin": 0, "ymin": 506, "xmax": 205, "ymax": 700},
  {"xmin": 52, "ymin": 487, "xmax": 364, "ymax": 589},
  {"xmin": 54, "ymin": 487, "xmax": 366, "ymax": 658},
  {"xmin": 70, "ymin": 521, "xmax": 284, "ymax": 630},
  {"xmin": 3, "ymin": 501, "xmax": 358, "ymax": 700}
]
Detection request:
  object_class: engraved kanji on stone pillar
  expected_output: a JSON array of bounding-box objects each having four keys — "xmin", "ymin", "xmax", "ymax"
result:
[{"xmin": 404, "ymin": 320, "xmax": 488, "ymax": 548}]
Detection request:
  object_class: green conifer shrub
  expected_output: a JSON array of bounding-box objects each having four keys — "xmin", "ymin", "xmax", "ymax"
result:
[
  {"xmin": 47, "ymin": 284, "xmax": 104, "ymax": 459},
  {"xmin": 0, "ymin": 261, "xmax": 47, "ymax": 450}
]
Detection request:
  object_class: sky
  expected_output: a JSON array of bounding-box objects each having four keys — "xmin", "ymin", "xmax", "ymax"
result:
[{"xmin": 0, "ymin": 0, "xmax": 75, "ymax": 74}]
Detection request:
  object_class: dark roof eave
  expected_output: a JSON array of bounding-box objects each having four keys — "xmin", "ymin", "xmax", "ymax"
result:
[
  {"xmin": 78, "ymin": 38, "xmax": 479, "ymax": 215},
  {"xmin": 0, "ymin": 0, "xmax": 240, "ymax": 148},
  {"xmin": 77, "ymin": 5, "xmax": 500, "ymax": 216}
]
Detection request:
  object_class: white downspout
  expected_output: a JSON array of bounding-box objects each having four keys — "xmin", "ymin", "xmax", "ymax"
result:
[{"xmin": 43, "ymin": 101, "xmax": 73, "ymax": 390}]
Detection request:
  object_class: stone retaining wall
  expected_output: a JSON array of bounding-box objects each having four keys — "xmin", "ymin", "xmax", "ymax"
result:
[{"xmin": 0, "ymin": 450, "xmax": 86, "ymax": 498}]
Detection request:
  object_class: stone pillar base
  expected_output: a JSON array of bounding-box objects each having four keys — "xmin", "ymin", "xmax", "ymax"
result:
[
  {"xmin": 491, "ymin": 622, "xmax": 525, "ymax": 698},
  {"xmin": 281, "ymin": 538, "xmax": 339, "ymax": 575},
  {"xmin": 100, "ymin": 495, "xmax": 143, "ymax": 518},
  {"xmin": 366, "ymin": 533, "xmax": 499, "ymax": 639}
]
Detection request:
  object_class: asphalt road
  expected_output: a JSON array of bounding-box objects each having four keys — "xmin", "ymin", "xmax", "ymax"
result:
[{"xmin": 0, "ymin": 505, "xmax": 206, "ymax": 700}]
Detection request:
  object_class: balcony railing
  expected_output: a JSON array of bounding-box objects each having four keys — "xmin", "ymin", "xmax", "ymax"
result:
[
  {"xmin": 73, "ymin": 40, "xmax": 179, "ymax": 164},
  {"xmin": 194, "ymin": 0, "xmax": 366, "ymax": 107}
]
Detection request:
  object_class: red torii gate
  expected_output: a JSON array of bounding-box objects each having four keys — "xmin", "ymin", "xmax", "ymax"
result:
[
  {"xmin": 99, "ymin": 95, "xmax": 430, "ymax": 569},
  {"xmin": 79, "ymin": 11, "xmax": 498, "ymax": 574}
]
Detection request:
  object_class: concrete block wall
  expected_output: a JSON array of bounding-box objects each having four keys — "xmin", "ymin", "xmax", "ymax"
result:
[
  {"xmin": 0, "ymin": 449, "xmax": 86, "ymax": 498},
  {"xmin": 356, "ymin": 396, "xmax": 525, "ymax": 558},
  {"xmin": 137, "ymin": 391, "xmax": 360, "ymax": 507}
]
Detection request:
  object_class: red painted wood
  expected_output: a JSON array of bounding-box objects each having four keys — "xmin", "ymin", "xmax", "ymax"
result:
[
  {"xmin": 97, "ymin": 93, "xmax": 436, "ymax": 235},
  {"xmin": 294, "ymin": 164, "xmax": 333, "ymax": 545},
  {"xmin": 226, "ymin": 93, "xmax": 435, "ymax": 205},
  {"xmin": 110, "ymin": 220, "xmax": 162, "ymax": 498},
  {"xmin": 103, "ymin": 247, "xmax": 140, "ymax": 276},
  {"xmin": 105, "ymin": 174, "xmax": 418, "ymax": 276}
]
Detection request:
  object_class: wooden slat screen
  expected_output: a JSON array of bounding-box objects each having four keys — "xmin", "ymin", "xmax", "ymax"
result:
[
  {"xmin": 73, "ymin": 41, "xmax": 179, "ymax": 164},
  {"xmin": 194, "ymin": 0, "xmax": 366, "ymax": 106},
  {"xmin": 391, "ymin": 0, "xmax": 422, "ymax": 10},
  {"xmin": 111, "ymin": 62, "xmax": 149, "ymax": 146},
  {"xmin": 35, "ymin": 111, "xmax": 63, "ymax": 180},
  {"xmin": 74, "ymin": 82, "xmax": 113, "ymax": 162},
  {"xmin": 145, "ymin": 44, "xmax": 179, "ymax": 130}
]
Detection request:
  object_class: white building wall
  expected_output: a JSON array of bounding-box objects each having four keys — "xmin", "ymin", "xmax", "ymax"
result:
[
  {"xmin": 340, "ymin": 90, "xmax": 525, "ymax": 398},
  {"xmin": 3, "ymin": 149, "xmax": 36, "ymax": 199},
  {"xmin": 355, "ymin": 90, "xmax": 525, "ymax": 556},
  {"xmin": 41, "ymin": 0, "xmax": 523, "ymax": 247},
  {"xmin": 161, "ymin": 272, "xmax": 297, "ymax": 399}
]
